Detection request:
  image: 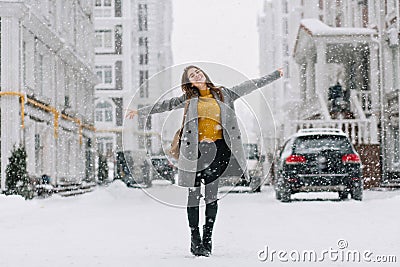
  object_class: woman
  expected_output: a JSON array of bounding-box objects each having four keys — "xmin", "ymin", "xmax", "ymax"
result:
[{"xmin": 126, "ymin": 65, "xmax": 283, "ymax": 257}]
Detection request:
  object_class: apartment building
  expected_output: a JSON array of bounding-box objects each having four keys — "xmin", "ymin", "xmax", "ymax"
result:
[
  {"xmin": 0, "ymin": 0, "xmax": 97, "ymax": 190},
  {"xmin": 93, "ymin": 0, "xmax": 173, "ymax": 176}
]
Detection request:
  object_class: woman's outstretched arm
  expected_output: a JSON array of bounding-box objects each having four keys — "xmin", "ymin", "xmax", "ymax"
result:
[
  {"xmin": 226, "ymin": 69, "xmax": 283, "ymax": 100},
  {"xmin": 125, "ymin": 94, "xmax": 187, "ymax": 119}
]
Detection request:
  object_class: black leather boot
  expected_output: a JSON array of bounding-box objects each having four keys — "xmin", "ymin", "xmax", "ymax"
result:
[
  {"xmin": 190, "ymin": 227, "xmax": 210, "ymax": 257},
  {"xmin": 203, "ymin": 201, "xmax": 217, "ymax": 254},
  {"xmin": 202, "ymin": 224, "xmax": 213, "ymax": 254}
]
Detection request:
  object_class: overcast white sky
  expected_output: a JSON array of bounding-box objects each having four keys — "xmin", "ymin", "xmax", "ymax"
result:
[{"xmin": 171, "ymin": 0, "xmax": 265, "ymax": 78}]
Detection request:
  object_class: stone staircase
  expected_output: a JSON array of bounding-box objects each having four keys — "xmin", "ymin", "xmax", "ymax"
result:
[{"xmin": 54, "ymin": 181, "xmax": 96, "ymax": 197}]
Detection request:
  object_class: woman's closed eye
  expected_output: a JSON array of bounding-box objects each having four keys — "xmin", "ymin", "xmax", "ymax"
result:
[{"xmin": 189, "ymin": 70, "xmax": 201, "ymax": 79}]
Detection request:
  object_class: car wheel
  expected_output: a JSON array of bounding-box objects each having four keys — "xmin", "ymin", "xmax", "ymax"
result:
[
  {"xmin": 338, "ymin": 191, "xmax": 349, "ymax": 200},
  {"xmin": 275, "ymin": 190, "xmax": 282, "ymax": 200},
  {"xmin": 351, "ymin": 188, "xmax": 363, "ymax": 201},
  {"xmin": 280, "ymin": 191, "xmax": 291, "ymax": 202},
  {"xmin": 252, "ymin": 185, "xmax": 261, "ymax": 193}
]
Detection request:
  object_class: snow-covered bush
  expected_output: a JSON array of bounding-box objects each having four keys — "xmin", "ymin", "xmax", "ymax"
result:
[{"xmin": 5, "ymin": 145, "xmax": 34, "ymax": 200}]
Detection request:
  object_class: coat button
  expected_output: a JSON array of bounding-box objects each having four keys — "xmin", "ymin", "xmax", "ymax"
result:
[
  {"xmin": 188, "ymin": 130, "xmax": 191, "ymax": 134},
  {"xmin": 187, "ymin": 142, "xmax": 190, "ymax": 145},
  {"xmin": 232, "ymin": 126, "xmax": 235, "ymax": 130},
  {"xmin": 237, "ymin": 136, "xmax": 241, "ymax": 139}
]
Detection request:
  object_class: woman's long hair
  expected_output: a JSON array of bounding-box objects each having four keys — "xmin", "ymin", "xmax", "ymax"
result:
[{"xmin": 181, "ymin": 65, "xmax": 224, "ymax": 102}]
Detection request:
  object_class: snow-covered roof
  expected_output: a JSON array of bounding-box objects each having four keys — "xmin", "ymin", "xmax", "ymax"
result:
[
  {"xmin": 300, "ymin": 19, "xmax": 376, "ymax": 37},
  {"xmin": 294, "ymin": 19, "xmax": 378, "ymax": 62},
  {"xmin": 293, "ymin": 128, "xmax": 348, "ymax": 138}
]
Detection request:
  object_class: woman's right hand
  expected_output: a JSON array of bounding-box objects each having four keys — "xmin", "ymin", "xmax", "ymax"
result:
[
  {"xmin": 278, "ymin": 68, "xmax": 284, "ymax": 77},
  {"xmin": 125, "ymin": 109, "xmax": 138, "ymax": 119}
]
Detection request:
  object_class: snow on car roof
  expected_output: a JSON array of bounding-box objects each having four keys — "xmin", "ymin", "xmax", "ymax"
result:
[{"xmin": 294, "ymin": 128, "xmax": 348, "ymax": 137}]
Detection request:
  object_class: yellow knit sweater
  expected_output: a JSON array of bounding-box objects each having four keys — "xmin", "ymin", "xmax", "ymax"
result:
[{"xmin": 197, "ymin": 88, "xmax": 223, "ymax": 142}]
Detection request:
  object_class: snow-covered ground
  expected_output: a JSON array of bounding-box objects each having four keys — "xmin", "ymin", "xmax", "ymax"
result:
[{"xmin": 1, "ymin": 181, "xmax": 399, "ymax": 267}]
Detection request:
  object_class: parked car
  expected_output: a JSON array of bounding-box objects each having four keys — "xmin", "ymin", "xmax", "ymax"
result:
[
  {"xmin": 150, "ymin": 155, "xmax": 176, "ymax": 184},
  {"xmin": 218, "ymin": 143, "xmax": 265, "ymax": 192},
  {"xmin": 274, "ymin": 128, "xmax": 363, "ymax": 202},
  {"xmin": 115, "ymin": 151, "xmax": 152, "ymax": 187}
]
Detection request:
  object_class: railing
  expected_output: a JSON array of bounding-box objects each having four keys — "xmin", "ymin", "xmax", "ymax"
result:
[
  {"xmin": 291, "ymin": 117, "xmax": 379, "ymax": 144},
  {"xmin": 355, "ymin": 90, "xmax": 373, "ymax": 115},
  {"xmin": 0, "ymin": 91, "xmax": 95, "ymax": 144}
]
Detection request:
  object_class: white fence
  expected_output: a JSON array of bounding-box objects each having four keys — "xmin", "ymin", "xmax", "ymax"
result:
[
  {"xmin": 355, "ymin": 90, "xmax": 373, "ymax": 115},
  {"xmin": 290, "ymin": 116, "xmax": 379, "ymax": 144}
]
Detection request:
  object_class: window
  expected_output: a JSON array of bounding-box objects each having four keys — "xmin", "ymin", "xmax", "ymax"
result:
[
  {"xmin": 64, "ymin": 68, "xmax": 70, "ymax": 108},
  {"xmin": 48, "ymin": 0, "xmax": 56, "ymax": 28},
  {"xmin": 138, "ymin": 104, "xmax": 145, "ymax": 130},
  {"xmin": 23, "ymin": 41, "xmax": 26, "ymax": 87},
  {"xmin": 35, "ymin": 133, "xmax": 43, "ymax": 174},
  {"xmin": 38, "ymin": 54, "xmax": 44, "ymax": 95},
  {"xmin": 283, "ymin": 1, "xmax": 288, "ymax": 13},
  {"xmin": 361, "ymin": 0, "xmax": 368, "ymax": 27},
  {"xmin": 139, "ymin": 37, "xmax": 148, "ymax": 52},
  {"xmin": 146, "ymin": 135, "xmax": 152, "ymax": 150},
  {"xmin": 335, "ymin": 0, "xmax": 342, "ymax": 27},
  {"xmin": 293, "ymin": 135, "xmax": 353, "ymax": 154},
  {"xmin": 138, "ymin": 134, "xmax": 152, "ymax": 149},
  {"xmin": 139, "ymin": 54, "xmax": 148, "ymax": 65},
  {"xmin": 96, "ymin": 65, "xmax": 113, "ymax": 85},
  {"xmin": 139, "ymin": 70, "xmax": 149, "ymax": 98},
  {"xmin": 95, "ymin": 101, "xmax": 114, "ymax": 122},
  {"xmin": 95, "ymin": 0, "xmax": 112, "ymax": 6},
  {"xmin": 97, "ymin": 137, "xmax": 114, "ymax": 157},
  {"xmin": 64, "ymin": 96, "xmax": 71, "ymax": 108},
  {"xmin": 137, "ymin": 103, "xmax": 152, "ymax": 134},
  {"xmin": 94, "ymin": 0, "xmax": 113, "ymax": 17},
  {"xmin": 138, "ymin": 4, "xmax": 148, "ymax": 31},
  {"xmin": 139, "ymin": 37, "xmax": 149, "ymax": 65},
  {"xmin": 138, "ymin": 113, "xmax": 152, "ymax": 130},
  {"xmin": 394, "ymin": 128, "xmax": 400, "ymax": 163},
  {"xmin": 95, "ymin": 30, "xmax": 113, "ymax": 50},
  {"xmin": 138, "ymin": 134, "xmax": 145, "ymax": 149}
]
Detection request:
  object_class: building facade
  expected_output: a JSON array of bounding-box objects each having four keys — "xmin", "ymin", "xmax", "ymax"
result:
[
  {"xmin": 0, "ymin": 0, "xmax": 97, "ymax": 190},
  {"xmin": 259, "ymin": 0, "xmax": 400, "ymax": 185},
  {"xmin": 93, "ymin": 0, "xmax": 173, "ymax": 177}
]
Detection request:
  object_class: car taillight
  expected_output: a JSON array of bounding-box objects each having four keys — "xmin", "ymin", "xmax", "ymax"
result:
[
  {"xmin": 342, "ymin": 154, "xmax": 361, "ymax": 163},
  {"xmin": 285, "ymin": 155, "xmax": 306, "ymax": 164}
]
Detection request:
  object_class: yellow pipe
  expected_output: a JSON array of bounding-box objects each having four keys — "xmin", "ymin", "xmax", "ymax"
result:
[
  {"xmin": 0, "ymin": 92, "xmax": 95, "ymax": 143},
  {"xmin": 0, "ymin": 92, "xmax": 25, "ymax": 128},
  {"xmin": 27, "ymin": 98, "xmax": 59, "ymax": 138}
]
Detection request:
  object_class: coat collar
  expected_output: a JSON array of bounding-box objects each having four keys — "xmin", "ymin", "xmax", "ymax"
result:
[{"xmin": 189, "ymin": 87, "xmax": 223, "ymax": 101}]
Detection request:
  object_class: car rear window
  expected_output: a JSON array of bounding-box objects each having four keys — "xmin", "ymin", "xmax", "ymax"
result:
[{"xmin": 293, "ymin": 135, "xmax": 353, "ymax": 154}]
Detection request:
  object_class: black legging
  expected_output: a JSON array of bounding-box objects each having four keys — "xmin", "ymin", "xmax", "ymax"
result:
[{"xmin": 187, "ymin": 139, "xmax": 231, "ymax": 228}]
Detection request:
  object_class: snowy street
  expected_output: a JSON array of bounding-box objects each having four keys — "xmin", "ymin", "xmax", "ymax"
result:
[{"xmin": 1, "ymin": 181, "xmax": 399, "ymax": 267}]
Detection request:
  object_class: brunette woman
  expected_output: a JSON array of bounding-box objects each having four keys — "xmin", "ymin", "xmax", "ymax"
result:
[{"xmin": 126, "ymin": 65, "xmax": 283, "ymax": 256}]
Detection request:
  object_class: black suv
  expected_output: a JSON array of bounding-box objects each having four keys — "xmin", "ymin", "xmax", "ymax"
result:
[{"xmin": 274, "ymin": 128, "xmax": 363, "ymax": 202}]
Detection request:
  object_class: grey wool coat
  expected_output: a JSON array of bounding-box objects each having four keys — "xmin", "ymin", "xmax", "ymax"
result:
[{"xmin": 138, "ymin": 70, "xmax": 281, "ymax": 187}]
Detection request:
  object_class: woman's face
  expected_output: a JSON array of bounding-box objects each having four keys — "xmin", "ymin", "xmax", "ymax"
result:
[{"xmin": 187, "ymin": 67, "xmax": 206, "ymax": 88}]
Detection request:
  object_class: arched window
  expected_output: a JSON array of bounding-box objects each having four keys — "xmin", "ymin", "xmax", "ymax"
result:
[{"xmin": 95, "ymin": 101, "xmax": 114, "ymax": 122}]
